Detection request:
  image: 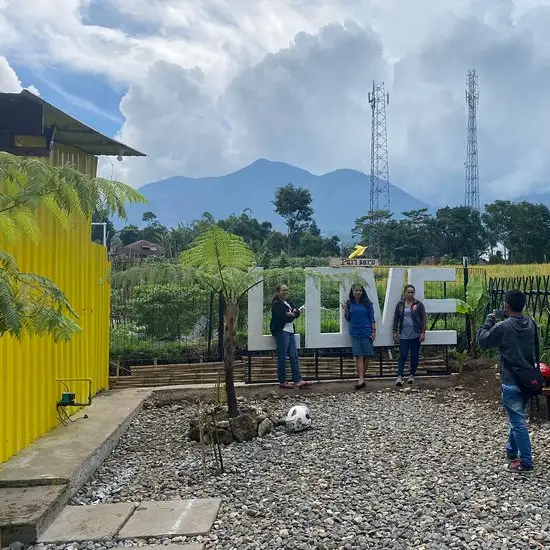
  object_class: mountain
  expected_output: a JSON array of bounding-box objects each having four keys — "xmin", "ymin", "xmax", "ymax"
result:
[{"xmin": 122, "ymin": 159, "xmax": 432, "ymax": 237}]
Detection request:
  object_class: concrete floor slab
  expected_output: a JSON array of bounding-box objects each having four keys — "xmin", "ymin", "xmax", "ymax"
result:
[
  {"xmin": 118, "ymin": 499, "xmax": 221, "ymax": 539},
  {"xmin": 0, "ymin": 389, "xmax": 150, "ymax": 489},
  {"xmin": 0, "ymin": 485, "xmax": 68, "ymax": 547},
  {"xmin": 38, "ymin": 503, "xmax": 136, "ymax": 543}
]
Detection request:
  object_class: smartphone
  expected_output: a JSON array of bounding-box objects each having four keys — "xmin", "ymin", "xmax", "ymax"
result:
[{"xmin": 494, "ymin": 309, "xmax": 507, "ymax": 320}]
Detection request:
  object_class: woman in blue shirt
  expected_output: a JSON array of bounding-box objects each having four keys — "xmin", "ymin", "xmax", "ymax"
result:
[{"xmin": 342, "ymin": 283, "xmax": 376, "ymax": 390}]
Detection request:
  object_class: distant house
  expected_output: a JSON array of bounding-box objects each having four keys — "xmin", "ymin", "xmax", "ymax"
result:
[{"xmin": 114, "ymin": 239, "xmax": 165, "ymax": 259}]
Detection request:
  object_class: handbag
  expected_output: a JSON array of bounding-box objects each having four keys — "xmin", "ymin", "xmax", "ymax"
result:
[{"xmin": 513, "ymin": 319, "xmax": 544, "ymax": 397}]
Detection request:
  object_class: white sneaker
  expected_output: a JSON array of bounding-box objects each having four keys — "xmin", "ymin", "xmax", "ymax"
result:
[
  {"xmin": 408, "ymin": 375, "xmax": 415, "ymax": 385},
  {"xmin": 396, "ymin": 376, "xmax": 404, "ymax": 386}
]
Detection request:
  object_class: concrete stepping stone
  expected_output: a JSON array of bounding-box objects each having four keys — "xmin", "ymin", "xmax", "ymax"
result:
[
  {"xmin": 118, "ymin": 499, "xmax": 221, "ymax": 539},
  {"xmin": 38, "ymin": 503, "xmax": 135, "ymax": 543},
  {"xmin": 0, "ymin": 485, "xmax": 68, "ymax": 546}
]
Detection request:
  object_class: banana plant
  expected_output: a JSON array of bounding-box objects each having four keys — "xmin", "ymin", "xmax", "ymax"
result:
[{"xmin": 455, "ymin": 276, "xmax": 489, "ymax": 358}]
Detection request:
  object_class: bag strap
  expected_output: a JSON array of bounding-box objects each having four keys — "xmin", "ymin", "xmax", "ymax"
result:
[{"xmin": 535, "ymin": 321, "xmax": 541, "ymax": 367}]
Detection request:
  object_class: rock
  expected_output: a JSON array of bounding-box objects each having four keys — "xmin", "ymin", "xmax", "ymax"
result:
[
  {"xmin": 229, "ymin": 413, "xmax": 257, "ymax": 442},
  {"xmin": 212, "ymin": 428, "xmax": 234, "ymax": 446},
  {"xmin": 9, "ymin": 542, "xmax": 24, "ymax": 550},
  {"xmin": 187, "ymin": 421, "xmax": 200, "ymax": 442},
  {"xmin": 257, "ymin": 418, "xmax": 275, "ymax": 438}
]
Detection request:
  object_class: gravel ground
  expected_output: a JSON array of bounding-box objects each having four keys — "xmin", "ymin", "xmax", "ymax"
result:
[{"xmin": 38, "ymin": 388, "xmax": 550, "ymax": 549}]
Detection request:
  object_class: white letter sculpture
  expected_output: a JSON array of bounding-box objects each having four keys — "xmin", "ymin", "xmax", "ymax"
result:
[
  {"xmin": 305, "ymin": 267, "xmax": 457, "ymax": 348},
  {"xmin": 247, "ymin": 267, "xmax": 457, "ymax": 351}
]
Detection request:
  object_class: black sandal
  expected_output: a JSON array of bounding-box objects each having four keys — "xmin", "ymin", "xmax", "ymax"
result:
[{"xmin": 355, "ymin": 382, "xmax": 366, "ymax": 390}]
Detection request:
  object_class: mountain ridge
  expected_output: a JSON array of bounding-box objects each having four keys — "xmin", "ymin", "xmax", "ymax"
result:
[{"xmin": 122, "ymin": 159, "xmax": 433, "ymax": 237}]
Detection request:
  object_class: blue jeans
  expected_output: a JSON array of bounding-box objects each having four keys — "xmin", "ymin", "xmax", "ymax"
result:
[
  {"xmin": 275, "ymin": 331, "xmax": 301, "ymax": 384},
  {"xmin": 501, "ymin": 384, "xmax": 533, "ymax": 467},
  {"xmin": 397, "ymin": 337, "xmax": 421, "ymax": 377}
]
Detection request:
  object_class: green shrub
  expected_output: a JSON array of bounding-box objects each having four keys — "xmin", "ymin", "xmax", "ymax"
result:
[
  {"xmin": 130, "ymin": 283, "xmax": 209, "ymax": 340},
  {"xmin": 110, "ymin": 338, "xmax": 209, "ymax": 363}
]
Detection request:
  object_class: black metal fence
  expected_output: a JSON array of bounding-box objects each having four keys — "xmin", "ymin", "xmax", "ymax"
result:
[
  {"xmin": 111, "ymin": 286, "xmax": 226, "ymax": 368},
  {"xmin": 109, "ymin": 260, "xmax": 476, "ymax": 377},
  {"xmin": 488, "ymin": 275, "xmax": 550, "ymax": 347}
]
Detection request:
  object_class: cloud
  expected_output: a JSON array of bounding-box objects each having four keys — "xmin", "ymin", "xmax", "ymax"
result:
[
  {"xmin": 0, "ymin": 56, "xmax": 39, "ymax": 96},
  {"xmin": 0, "ymin": 56, "xmax": 24, "ymax": 92},
  {"xmin": 117, "ymin": 61, "xmax": 232, "ymax": 184},
  {"xmin": 223, "ymin": 21, "xmax": 389, "ymax": 175},
  {"xmin": 4, "ymin": 0, "xmax": 550, "ymax": 209},
  {"xmin": 37, "ymin": 78, "xmax": 120, "ymax": 123},
  {"xmin": 117, "ymin": 3, "xmax": 550, "ymax": 207},
  {"xmin": 115, "ymin": 20, "xmax": 389, "ymax": 186},
  {"xmin": 390, "ymin": 7, "xmax": 550, "ymax": 203}
]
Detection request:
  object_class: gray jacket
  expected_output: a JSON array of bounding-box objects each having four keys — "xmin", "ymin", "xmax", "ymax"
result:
[{"xmin": 477, "ymin": 315, "xmax": 537, "ymax": 385}]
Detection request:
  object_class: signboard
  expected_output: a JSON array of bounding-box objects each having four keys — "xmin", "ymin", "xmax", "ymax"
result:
[{"xmin": 329, "ymin": 257, "xmax": 379, "ymax": 268}]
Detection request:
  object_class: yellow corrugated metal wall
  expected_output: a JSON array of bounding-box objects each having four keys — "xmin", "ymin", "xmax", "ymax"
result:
[{"xmin": 0, "ymin": 143, "xmax": 111, "ymax": 463}]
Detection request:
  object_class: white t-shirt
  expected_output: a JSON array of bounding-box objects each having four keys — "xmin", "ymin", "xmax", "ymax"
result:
[{"xmin": 283, "ymin": 301, "xmax": 295, "ymax": 333}]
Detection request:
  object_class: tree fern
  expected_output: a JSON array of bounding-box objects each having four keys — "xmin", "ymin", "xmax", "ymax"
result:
[
  {"xmin": 181, "ymin": 226, "xmax": 350, "ymax": 417},
  {"xmin": 0, "ymin": 153, "xmax": 146, "ymax": 340},
  {"xmin": 181, "ymin": 226, "xmax": 260, "ymax": 301}
]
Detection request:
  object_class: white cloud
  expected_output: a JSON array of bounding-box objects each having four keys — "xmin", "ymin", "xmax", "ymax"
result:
[
  {"xmin": 0, "ymin": 56, "xmax": 23, "ymax": 92},
  {"xmin": 3, "ymin": 0, "xmax": 550, "ymax": 207},
  {"xmin": 0, "ymin": 56, "xmax": 39, "ymax": 96}
]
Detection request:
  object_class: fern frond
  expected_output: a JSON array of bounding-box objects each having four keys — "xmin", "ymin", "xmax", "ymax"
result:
[
  {"xmin": 181, "ymin": 226, "xmax": 257, "ymax": 297},
  {"xmin": 0, "ymin": 214, "xmax": 20, "ymax": 243},
  {"xmin": 0, "ymin": 153, "xmax": 147, "ymax": 247},
  {"xmin": 182, "ymin": 226, "xmax": 256, "ymax": 271},
  {"xmin": 0, "ymin": 253, "xmax": 81, "ymax": 341}
]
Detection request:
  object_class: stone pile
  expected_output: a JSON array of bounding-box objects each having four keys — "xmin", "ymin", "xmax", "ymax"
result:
[{"xmin": 187, "ymin": 398, "xmax": 283, "ymax": 445}]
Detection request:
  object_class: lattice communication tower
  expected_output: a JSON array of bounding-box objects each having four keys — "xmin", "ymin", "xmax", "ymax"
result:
[
  {"xmin": 465, "ymin": 69, "xmax": 480, "ymax": 211},
  {"xmin": 368, "ymin": 81, "xmax": 390, "ymax": 256}
]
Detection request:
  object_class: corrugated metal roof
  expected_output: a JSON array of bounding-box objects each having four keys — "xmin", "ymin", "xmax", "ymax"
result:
[{"xmin": 5, "ymin": 90, "xmax": 146, "ymax": 157}]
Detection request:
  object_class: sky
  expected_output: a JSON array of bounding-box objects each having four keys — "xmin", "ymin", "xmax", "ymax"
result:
[{"xmin": 1, "ymin": 0, "xmax": 550, "ymax": 207}]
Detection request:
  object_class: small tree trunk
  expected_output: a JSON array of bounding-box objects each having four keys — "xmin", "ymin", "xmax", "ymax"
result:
[
  {"xmin": 470, "ymin": 317, "xmax": 479, "ymax": 359},
  {"xmin": 223, "ymin": 299, "xmax": 239, "ymax": 418}
]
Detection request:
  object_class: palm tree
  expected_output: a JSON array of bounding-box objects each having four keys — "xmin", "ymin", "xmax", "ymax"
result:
[{"xmin": 0, "ymin": 152, "xmax": 146, "ymax": 340}]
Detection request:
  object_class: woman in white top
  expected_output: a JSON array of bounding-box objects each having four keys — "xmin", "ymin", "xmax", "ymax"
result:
[{"xmin": 269, "ymin": 284, "xmax": 312, "ymax": 389}]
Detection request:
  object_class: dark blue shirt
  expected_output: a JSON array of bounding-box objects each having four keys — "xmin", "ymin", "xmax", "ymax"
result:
[{"xmin": 348, "ymin": 300, "xmax": 375, "ymax": 338}]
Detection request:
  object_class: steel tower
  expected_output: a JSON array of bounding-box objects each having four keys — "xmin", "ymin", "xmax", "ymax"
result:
[
  {"xmin": 368, "ymin": 81, "xmax": 390, "ymax": 256},
  {"xmin": 465, "ymin": 69, "xmax": 480, "ymax": 210}
]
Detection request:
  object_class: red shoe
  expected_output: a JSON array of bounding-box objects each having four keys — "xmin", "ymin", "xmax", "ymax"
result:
[{"xmin": 507, "ymin": 458, "xmax": 534, "ymax": 474}]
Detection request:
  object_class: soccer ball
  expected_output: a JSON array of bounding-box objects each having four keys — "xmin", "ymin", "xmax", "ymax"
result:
[{"xmin": 285, "ymin": 404, "xmax": 312, "ymax": 433}]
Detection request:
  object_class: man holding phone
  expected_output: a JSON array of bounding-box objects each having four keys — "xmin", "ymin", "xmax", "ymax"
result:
[{"xmin": 477, "ymin": 289, "xmax": 540, "ymax": 473}]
